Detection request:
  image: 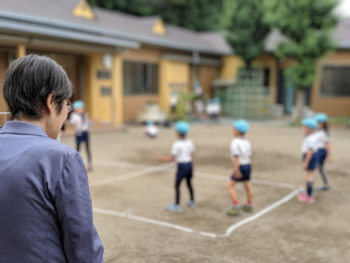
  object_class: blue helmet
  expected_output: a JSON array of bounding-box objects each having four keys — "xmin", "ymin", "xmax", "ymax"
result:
[
  {"xmin": 73, "ymin": 100, "xmax": 85, "ymax": 110},
  {"xmin": 301, "ymin": 118, "xmax": 317, "ymax": 130},
  {"xmin": 213, "ymin": 97, "xmax": 221, "ymax": 103},
  {"xmin": 175, "ymin": 121, "xmax": 190, "ymax": 135},
  {"xmin": 233, "ymin": 119, "xmax": 249, "ymax": 134},
  {"xmin": 147, "ymin": 121, "xmax": 154, "ymax": 126},
  {"xmin": 314, "ymin": 113, "xmax": 328, "ymax": 123}
]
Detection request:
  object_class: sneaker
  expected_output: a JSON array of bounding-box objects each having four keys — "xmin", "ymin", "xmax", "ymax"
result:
[
  {"xmin": 227, "ymin": 206, "xmax": 241, "ymax": 216},
  {"xmin": 317, "ymin": 185, "xmax": 331, "ymax": 191},
  {"xmin": 166, "ymin": 204, "xmax": 182, "ymax": 213},
  {"xmin": 298, "ymin": 192, "xmax": 315, "ymax": 203},
  {"xmin": 242, "ymin": 204, "xmax": 253, "ymax": 213},
  {"xmin": 186, "ymin": 200, "xmax": 196, "ymax": 208}
]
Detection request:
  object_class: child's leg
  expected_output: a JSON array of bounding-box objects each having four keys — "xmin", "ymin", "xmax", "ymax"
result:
[
  {"xmin": 76, "ymin": 136, "xmax": 81, "ymax": 152},
  {"xmin": 85, "ymin": 139, "xmax": 92, "ymax": 164},
  {"xmin": 243, "ymin": 181, "xmax": 253, "ymax": 205},
  {"xmin": 226, "ymin": 180, "xmax": 238, "ymax": 205},
  {"xmin": 185, "ymin": 176, "xmax": 194, "ymax": 201},
  {"xmin": 318, "ymin": 161, "xmax": 329, "ymax": 186},
  {"xmin": 175, "ymin": 179, "xmax": 182, "ymax": 205},
  {"xmin": 306, "ymin": 171, "xmax": 314, "ymax": 197}
]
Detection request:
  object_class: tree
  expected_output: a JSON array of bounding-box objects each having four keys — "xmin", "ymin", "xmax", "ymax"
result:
[
  {"xmin": 226, "ymin": 0, "xmax": 271, "ymax": 67},
  {"xmin": 264, "ymin": 0, "xmax": 339, "ymax": 118},
  {"xmin": 89, "ymin": 0, "xmax": 229, "ymax": 32}
]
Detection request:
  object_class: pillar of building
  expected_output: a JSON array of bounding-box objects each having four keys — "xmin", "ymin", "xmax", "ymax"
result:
[
  {"xmin": 112, "ymin": 54, "xmax": 123, "ymax": 125},
  {"xmin": 16, "ymin": 44, "xmax": 26, "ymax": 58}
]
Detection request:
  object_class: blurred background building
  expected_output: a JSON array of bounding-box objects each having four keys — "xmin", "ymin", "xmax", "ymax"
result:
[{"xmin": 0, "ymin": 0, "xmax": 349, "ymax": 124}]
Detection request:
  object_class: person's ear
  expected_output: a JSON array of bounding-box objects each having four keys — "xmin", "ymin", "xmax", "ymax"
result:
[{"xmin": 46, "ymin": 94, "xmax": 54, "ymax": 115}]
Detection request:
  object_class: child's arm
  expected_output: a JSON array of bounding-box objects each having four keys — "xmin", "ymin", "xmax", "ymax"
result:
[
  {"xmin": 302, "ymin": 149, "xmax": 314, "ymax": 170},
  {"xmin": 233, "ymin": 156, "xmax": 242, "ymax": 179},
  {"xmin": 326, "ymin": 142, "xmax": 333, "ymax": 162},
  {"xmin": 158, "ymin": 155, "xmax": 175, "ymax": 162}
]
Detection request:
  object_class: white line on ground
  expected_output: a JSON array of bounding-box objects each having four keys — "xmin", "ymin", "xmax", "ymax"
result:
[
  {"xmin": 199, "ymin": 232, "xmax": 217, "ymax": 238},
  {"xmin": 221, "ymin": 188, "xmax": 301, "ymax": 238},
  {"xmin": 94, "ymin": 160, "xmax": 150, "ymax": 169},
  {"xmin": 93, "ymin": 207, "xmax": 194, "ymax": 233},
  {"xmin": 89, "ymin": 163, "xmax": 174, "ymax": 187}
]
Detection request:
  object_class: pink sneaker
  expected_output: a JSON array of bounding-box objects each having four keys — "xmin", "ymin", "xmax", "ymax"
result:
[
  {"xmin": 307, "ymin": 196, "xmax": 315, "ymax": 203},
  {"xmin": 298, "ymin": 192, "xmax": 308, "ymax": 202}
]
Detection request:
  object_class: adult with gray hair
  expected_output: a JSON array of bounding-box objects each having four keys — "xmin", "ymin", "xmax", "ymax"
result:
[{"xmin": 0, "ymin": 54, "xmax": 104, "ymax": 262}]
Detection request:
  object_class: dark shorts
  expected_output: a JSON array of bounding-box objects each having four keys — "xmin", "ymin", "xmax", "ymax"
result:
[
  {"xmin": 317, "ymin": 149, "xmax": 327, "ymax": 165},
  {"xmin": 230, "ymin": 164, "xmax": 251, "ymax": 182},
  {"xmin": 302, "ymin": 153, "xmax": 317, "ymax": 171},
  {"xmin": 76, "ymin": 131, "xmax": 89, "ymax": 145},
  {"xmin": 176, "ymin": 162, "xmax": 193, "ymax": 181},
  {"xmin": 145, "ymin": 132, "xmax": 157, "ymax": 138},
  {"xmin": 210, "ymin": 114, "xmax": 218, "ymax": 120}
]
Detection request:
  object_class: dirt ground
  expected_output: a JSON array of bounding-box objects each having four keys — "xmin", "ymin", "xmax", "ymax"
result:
[{"xmin": 61, "ymin": 124, "xmax": 350, "ymax": 263}]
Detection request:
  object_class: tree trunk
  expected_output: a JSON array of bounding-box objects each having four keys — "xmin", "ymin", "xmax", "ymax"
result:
[{"xmin": 295, "ymin": 89, "xmax": 305, "ymax": 120}]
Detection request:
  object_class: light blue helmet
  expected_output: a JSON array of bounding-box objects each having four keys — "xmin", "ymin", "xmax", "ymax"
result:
[
  {"xmin": 213, "ymin": 97, "xmax": 221, "ymax": 103},
  {"xmin": 175, "ymin": 121, "xmax": 190, "ymax": 135},
  {"xmin": 314, "ymin": 113, "xmax": 328, "ymax": 123},
  {"xmin": 73, "ymin": 100, "xmax": 85, "ymax": 110},
  {"xmin": 147, "ymin": 121, "xmax": 154, "ymax": 126},
  {"xmin": 301, "ymin": 118, "xmax": 317, "ymax": 130},
  {"xmin": 233, "ymin": 119, "xmax": 249, "ymax": 134}
]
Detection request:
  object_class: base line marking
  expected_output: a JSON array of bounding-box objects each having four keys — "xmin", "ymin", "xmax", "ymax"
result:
[
  {"xmin": 94, "ymin": 160, "xmax": 150, "ymax": 169},
  {"xmin": 221, "ymin": 188, "xmax": 300, "ymax": 238},
  {"xmin": 89, "ymin": 163, "xmax": 174, "ymax": 187}
]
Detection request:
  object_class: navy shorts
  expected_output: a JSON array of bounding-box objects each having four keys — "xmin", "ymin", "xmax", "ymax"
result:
[
  {"xmin": 176, "ymin": 163, "xmax": 193, "ymax": 181},
  {"xmin": 302, "ymin": 153, "xmax": 317, "ymax": 171},
  {"xmin": 76, "ymin": 131, "xmax": 89, "ymax": 145},
  {"xmin": 317, "ymin": 149, "xmax": 327, "ymax": 165},
  {"xmin": 230, "ymin": 165, "xmax": 251, "ymax": 182}
]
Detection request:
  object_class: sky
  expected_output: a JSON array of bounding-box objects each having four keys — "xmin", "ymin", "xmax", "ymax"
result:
[{"xmin": 336, "ymin": 0, "xmax": 350, "ymax": 18}]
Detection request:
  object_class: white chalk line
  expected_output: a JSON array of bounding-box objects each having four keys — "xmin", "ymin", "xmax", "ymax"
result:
[
  {"xmin": 92, "ymin": 189, "xmax": 299, "ymax": 239},
  {"xmin": 93, "ymin": 207, "xmax": 193, "ymax": 234},
  {"xmin": 89, "ymin": 163, "xmax": 174, "ymax": 187},
  {"xmin": 94, "ymin": 160, "xmax": 150, "ymax": 169},
  {"xmin": 221, "ymin": 188, "xmax": 301, "ymax": 238},
  {"xmin": 91, "ymin": 160, "xmax": 299, "ymax": 238}
]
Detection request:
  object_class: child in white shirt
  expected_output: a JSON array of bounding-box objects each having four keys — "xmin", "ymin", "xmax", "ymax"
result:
[
  {"xmin": 314, "ymin": 113, "xmax": 333, "ymax": 191},
  {"xmin": 158, "ymin": 121, "xmax": 195, "ymax": 213},
  {"xmin": 226, "ymin": 119, "xmax": 253, "ymax": 216},
  {"xmin": 298, "ymin": 118, "xmax": 318, "ymax": 203},
  {"xmin": 70, "ymin": 100, "xmax": 92, "ymax": 171}
]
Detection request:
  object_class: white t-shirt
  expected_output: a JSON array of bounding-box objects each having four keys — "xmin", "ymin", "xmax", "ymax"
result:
[
  {"xmin": 171, "ymin": 139, "xmax": 195, "ymax": 163},
  {"xmin": 301, "ymin": 133, "xmax": 318, "ymax": 154},
  {"xmin": 170, "ymin": 95, "xmax": 178, "ymax": 107},
  {"xmin": 230, "ymin": 138, "xmax": 252, "ymax": 165},
  {"xmin": 211, "ymin": 103, "xmax": 221, "ymax": 114},
  {"xmin": 145, "ymin": 126, "xmax": 159, "ymax": 137},
  {"xmin": 70, "ymin": 112, "xmax": 89, "ymax": 133},
  {"xmin": 314, "ymin": 130, "xmax": 329, "ymax": 150}
]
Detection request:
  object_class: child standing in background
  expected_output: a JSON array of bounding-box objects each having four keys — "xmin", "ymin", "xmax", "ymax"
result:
[
  {"xmin": 298, "ymin": 118, "xmax": 318, "ymax": 203},
  {"xmin": 226, "ymin": 120, "xmax": 253, "ymax": 216},
  {"xmin": 70, "ymin": 100, "xmax": 93, "ymax": 172},
  {"xmin": 158, "ymin": 121, "xmax": 196, "ymax": 213},
  {"xmin": 314, "ymin": 113, "xmax": 333, "ymax": 191}
]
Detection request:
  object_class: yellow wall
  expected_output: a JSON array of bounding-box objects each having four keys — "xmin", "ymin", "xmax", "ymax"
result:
[
  {"xmin": 159, "ymin": 59, "xmax": 190, "ymax": 112},
  {"xmin": 84, "ymin": 54, "xmax": 112, "ymax": 123},
  {"xmin": 220, "ymin": 54, "xmax": 277, "ymax": 104}
]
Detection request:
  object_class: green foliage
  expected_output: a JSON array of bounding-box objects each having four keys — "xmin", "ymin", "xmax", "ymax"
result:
[
  {"xmin": 264, "ymin": 0, "xmax": 339, "ymax": 89},
  {"xmin": 175, "ymin": 92, "xmax": 195, "ymax": 121},
  {"xmin": 330, "ymin": 115, "xmax": 349, "ymax": 125},
  {"xmin": 89, "ymin": 0, "xmax": 229, "ymax": 32},
  {"xmin": 226, "ymin": 0, "xmax": 271, "ymax": 67}
]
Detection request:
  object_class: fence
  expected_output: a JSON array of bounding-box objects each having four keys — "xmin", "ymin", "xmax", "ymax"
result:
[{"xmin": 215, "ymin": 69, "xmax": 270, "ymax": 120}]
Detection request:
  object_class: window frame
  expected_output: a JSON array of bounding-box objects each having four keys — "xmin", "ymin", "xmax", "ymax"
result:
[{"xmin": 319, "ymin": 65, "xmax": 350, "ymax": 98}]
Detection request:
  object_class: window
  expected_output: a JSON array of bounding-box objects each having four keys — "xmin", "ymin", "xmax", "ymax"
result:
[
  {"xmin": 321, "ymin": 66, "xmax": 350, "ymax": 96},
  {"xmin": 123, "ymin": 61, "xmax": 158, "ymax": 94},
  {"xmin": 263, "ymin": 68, "xmax": 270, "ymax": 87},
  {"xmin": 97, "ymin": 70, "xmax": 110, "ymax": 79},
  {"xmin": 100, "ymin": 87, "xmax": 111, "ymax": 96}
]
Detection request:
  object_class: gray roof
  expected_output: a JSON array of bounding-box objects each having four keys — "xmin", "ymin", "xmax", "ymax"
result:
[
  {"xmin": 265, "ymin": 19, "xmax": 350, "ymax": 52},
  {"xmin": 0, "ymin": 0, "xmax": 232, "ymax": 55}
]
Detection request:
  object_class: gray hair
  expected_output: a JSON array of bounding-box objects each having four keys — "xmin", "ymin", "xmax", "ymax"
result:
[{"xmin": 3, "ymin": 54, "xmax": 72, "ymax": 120}]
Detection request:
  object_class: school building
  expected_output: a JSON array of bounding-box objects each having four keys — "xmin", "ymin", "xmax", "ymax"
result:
[{"xmin": 0, "ymin": 0, "xmax": 349, "ymax": 125}]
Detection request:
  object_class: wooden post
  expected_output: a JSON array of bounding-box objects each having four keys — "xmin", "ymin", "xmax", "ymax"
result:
[{"xmin": 16, "ymin": 44, "xmax": 26, "ymax": 58}]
